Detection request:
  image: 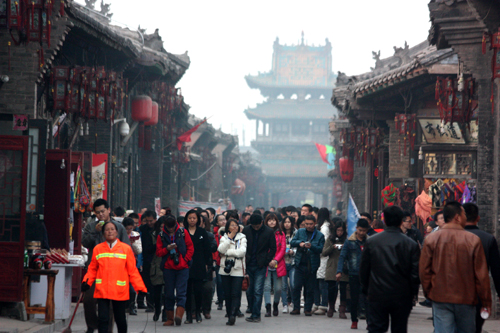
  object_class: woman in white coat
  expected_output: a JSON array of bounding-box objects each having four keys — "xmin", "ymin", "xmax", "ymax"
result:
[{"xmin": 218, "ymin": 218, "xmax": 247, "ymax": 326}]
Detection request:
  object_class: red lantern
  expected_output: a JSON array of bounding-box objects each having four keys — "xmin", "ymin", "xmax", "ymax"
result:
[
  {"xmin": 339, "ymin": 157, "xmax": 354, "ymax": 183},
  {"xmin": 131, "ymin": 95, "xmax": 152, "ymax": 122},
  {"xmin": 144, "ymin": 102, "xmax": 158, "ymax": 126}
]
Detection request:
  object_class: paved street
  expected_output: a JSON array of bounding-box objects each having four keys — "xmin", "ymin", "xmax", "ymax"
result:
[{"xmin": 54, "ymin": 297, "xmax": 494, "ymax": 333}]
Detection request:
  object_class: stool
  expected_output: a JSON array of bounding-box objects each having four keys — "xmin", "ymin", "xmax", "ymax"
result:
[{"xmin": 23, "ymin": 269, "xmax": 59, "ymax": 323}]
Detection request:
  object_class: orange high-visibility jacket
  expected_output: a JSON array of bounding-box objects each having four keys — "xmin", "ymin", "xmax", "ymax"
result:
[{"xmin": 83, "ymin": 239, "xmax": 147, "ymax": 301}]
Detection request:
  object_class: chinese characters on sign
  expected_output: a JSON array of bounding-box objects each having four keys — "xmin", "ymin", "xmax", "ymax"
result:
[
  {"xmin": 13, "ymin": 115, "xmax": 28, "ymax": 131},
  {"xmin": 419, "ymin": 119, "xmax": 465, "ymax": 144}
]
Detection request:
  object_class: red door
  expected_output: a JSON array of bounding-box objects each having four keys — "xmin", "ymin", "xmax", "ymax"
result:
[{"xmin": 0, "ymin": 135, "xmax": 28, "ymax": 302}]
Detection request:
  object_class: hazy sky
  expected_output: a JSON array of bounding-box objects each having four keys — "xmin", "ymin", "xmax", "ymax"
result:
[{"xmin": 76, "ymin": 0, "xmax": 430, "ymax": 146}]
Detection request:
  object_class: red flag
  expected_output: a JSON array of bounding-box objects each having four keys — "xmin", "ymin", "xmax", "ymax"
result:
[{"xmin": 176, "ymin": 118, "xmax": 207, "ymax": 150}]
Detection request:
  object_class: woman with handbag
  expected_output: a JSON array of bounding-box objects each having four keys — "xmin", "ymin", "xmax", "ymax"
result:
[{"xmin": 218, "ymin": 218, "xmax": 247, "ymax": 326}]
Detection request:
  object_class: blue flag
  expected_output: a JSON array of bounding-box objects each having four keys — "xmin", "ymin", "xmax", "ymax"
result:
[{"xmin": 347, "ymin": 194, "xmax": 360, "ymax": 237}]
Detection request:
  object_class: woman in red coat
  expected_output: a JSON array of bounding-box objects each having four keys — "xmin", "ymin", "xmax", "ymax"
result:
[
  {"xmin": 82, "ymin": 222, "xmax": 147, "ymax": 333},
  {"xmin": 263, "ymin": 212, "xmax": 286, "ymax": 317}
]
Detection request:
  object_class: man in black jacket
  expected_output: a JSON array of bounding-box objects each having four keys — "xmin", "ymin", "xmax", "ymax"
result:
[
  {"xmin": 242, "ymin": 214, "xmax": 277, "ymax": 323},
  {"xmin": 360, "ymin": 205, "xmax": 420, "ymax": 333},
  {"xmin": 138, "ymin": 210, "xmax": 157, "ymax": 311},
  {"xmin": 463, "ymin": 203, "xmax": 500, "ymax": 333}
]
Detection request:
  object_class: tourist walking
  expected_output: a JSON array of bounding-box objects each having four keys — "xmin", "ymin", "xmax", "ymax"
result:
[
  {"xmin": 122, "ymin": 217, "xmax": 142, "ymax": 316},
  {"xmin": 156, "ymin": 214, "xmax": 194, "ymax": 326},
  {"xmin": 281, "ymin": 215, "xmax": 297, "ymax": 313},
  {"xmin": 183, "ymin": 209, "xmax": 212, "ymax": 324},
  {"xmin": 463, "ymin": 203, "xmax": 500, "ymax": 333},
  {"xmin": 242, "ymin": 214, "xmax": 277, "ymax": 323},
  {"xmin": 314, "ymin": 207, "xmax": 331, "ymax": 315},
  {"xmin": 81, "ymin": 222, "xmax": 147, "ymax": 333},
  {"xmin": 263, "ymin": 213, "xmax": 286, "ymax": 317},
  {"xmin": 359, "ymin": 206, "xmax": 420, "ymax": 333},
  {"xmin": 290, "ymin": 215, "xmax": 325, "ymax": 316},
  {"xmin": 322, "ymin": 218, "xmax": 348, "ymax": 318},
  {"xmin": 420, "ymin": 202, "xmax": 491, "ymax": 333},
  {"xmin": 213, "ymin": 214, "xmax": 226, "ymax": 310},
  {"xmin": 218, "ymin": 218, "xmax": 248, "ymax": 325},
  {"xmin": 149, "ymin": 218, "xmax": 166, "ymax": 322},
  {"xmin": 138, "ymin": 210, "xmax": 157, "ymax": 312},
  {"xmin": 336, "ymin": 218, "xmax": 370, "ymax": 329}
]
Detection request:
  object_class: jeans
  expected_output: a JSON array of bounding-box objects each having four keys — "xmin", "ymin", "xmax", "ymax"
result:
[
  {"xmin": 314, "ymin": 278, "xmax": 328, "ymax": 307},
  {"xmin": 221, "ymin": 275, "xmax": 243, "ymax": 318},
  {"xmin": 281, "ymin": 263, "xmax": 295, "ymax": 306},
  {"xmin": 246, "ymin": 264, "xmax": 267, "ymax": 318},
  {"xmin": 264, "ymin": 270, "xmax": 282, "ymax": 305},
  {"xmin": 163, "ymin": 268, "xmax": 189, "ymax": 311},
  {"xmin": 186, "ymin": 278, "xmax": 203, "ymax": 314},
  {"xmin": 433, "ymin": 302, "xmax": 476, "ymax": 333},
  {"xmin": 349, "ymin": 275, "xmax": 361, "ymax": 322},
  {"xmin": 367, "ymin": 297, "xmax": 413, "ymax": 333},
  {"xmin": 212, "ymin": 266, "xmax": 225, "ymax": 302},
  {"xmin": 292, "ymin": 264, "xmax": 316, "ymax": 312},
  {"xmin": 97, "ymin": 299, "xmax": 127, "ymax": 333},
  {"xmin": 328, "ymin": 280, "xmax": 347, "ymax": 303}
]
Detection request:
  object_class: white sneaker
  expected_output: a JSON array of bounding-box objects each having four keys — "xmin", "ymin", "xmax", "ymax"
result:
[{"xmin": 283, "ymin": 305, "xmax": 288, "ymax": 313}]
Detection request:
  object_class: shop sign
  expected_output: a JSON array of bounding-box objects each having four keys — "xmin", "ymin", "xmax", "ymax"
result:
[
  {"xmin": 92, "ymin": 154, "xmax": 108, "ymax": 201},
  {"xmin": 419, "ymin": 119, "xmax": 465, "ymax": 144}
]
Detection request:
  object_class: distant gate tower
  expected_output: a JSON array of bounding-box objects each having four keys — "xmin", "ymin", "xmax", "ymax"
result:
[{"xmin": 245, "ymin": 34, "xmax": 338, "ymax": 208}]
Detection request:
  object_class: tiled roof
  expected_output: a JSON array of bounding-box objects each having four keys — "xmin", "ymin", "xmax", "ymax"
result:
[{"xmin": 66, "ymin": 1, "xmax": 189, "ymax": 79}]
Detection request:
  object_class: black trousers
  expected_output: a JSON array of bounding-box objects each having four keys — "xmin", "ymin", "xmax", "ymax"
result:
[
  {"xmin": 83, "ymin": 283, "xmax": 113, "ymax": 331},
  {"xmin": 128, "ymin": 285, "xmax": 136, "ymax": 310},
  {"xmin": 186, "ymin": 278, "xmax": 203, "ymax": 313},
  {"xmin": 349, "ymin": 275, "xmax": 361, "ymax": 322},
  {"xmin": 367, "ymin": 297, "xmax": 413, "ymax": 333},
  {"xmin": 221, "ymin": 275, "xmax": 243, "ymax": 318},
  {"xmin": 475, "ymin": 301, "xmax": 485, "ymax": 333},
  {"xmin": 152, "ymin": 284, "xmax": 163, "ymax": 315},
  {"xmin": 97, "ymin": 299, "xmax": 128, "ymax": 333},
  {"xmin": 139, "ymin": 262, "xmax": 153, "ymax": 308},
  {"xmin": 202, "ymin": 280, "xmax": 213, "ymax": 313},
  {"xmin": 327, "ymin": 280, "xmax": 347, "ymax": 303}
]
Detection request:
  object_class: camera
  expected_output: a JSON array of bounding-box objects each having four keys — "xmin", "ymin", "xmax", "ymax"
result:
[
  {"xmin": 170, "ymin": 251, "xmax": 180, "ymax": 265},
  {"xmin": 224, "ymin": 259, "xmax": 235, "ymax": 274}
]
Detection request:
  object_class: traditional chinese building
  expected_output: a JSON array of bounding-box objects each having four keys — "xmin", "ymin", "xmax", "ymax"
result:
[{"xmin": 245, "ymin": 34, "xmax": 338, "ymax": 207}]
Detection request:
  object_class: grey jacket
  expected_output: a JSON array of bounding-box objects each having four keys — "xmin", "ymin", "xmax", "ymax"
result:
[{"xmin": 82, "ymin": 218, "xmax": 131, "ymax": 267}]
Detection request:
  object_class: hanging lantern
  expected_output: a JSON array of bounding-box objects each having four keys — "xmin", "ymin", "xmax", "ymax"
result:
[
  {"xmin": 131, "ymin": 95, "xmax": 152, "ymax": 122},
  {"xmin": 144, "ymin": 102, "xmax": 158, "ymax": 126},
  {"xmin": 339, "ymin": 157, "xmax": 354, "ymax": 183}
]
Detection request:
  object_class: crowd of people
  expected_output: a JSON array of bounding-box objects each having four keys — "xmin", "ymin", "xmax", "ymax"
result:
[{"xmin": 80, "ymin": 200, "xmax": 500, "ymax": 333}]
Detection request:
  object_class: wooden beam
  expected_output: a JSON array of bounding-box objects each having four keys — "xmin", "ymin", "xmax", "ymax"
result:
[{"xmin": 69, "ymin": 119, "xmax": 83, "ymax": 150}]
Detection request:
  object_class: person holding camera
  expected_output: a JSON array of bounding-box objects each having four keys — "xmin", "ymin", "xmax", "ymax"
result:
[
  {"xmin": 183, "ymin": 209, "xmax": 213, "ymax": 324},
  {"xmin": 322, "ymin": 218, "xmax": 348, "ymax": 318},
  {"xmin": 263, "ymin": 213, "xmax": 286, "ymax": 317},
  {"xmin": 218, "ymin": 218, "xmax": 247, "ymax": 325},
  {"xmin": 290, "ymin": 215, "xmax": 325, "ymax": 316},
  {"xmin": 156, "ymin": 214, "xmax": 194, "ymax": 326}
]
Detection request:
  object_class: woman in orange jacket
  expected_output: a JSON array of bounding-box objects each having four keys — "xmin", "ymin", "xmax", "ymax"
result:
[{"xmin": 82, "ymin": 222, "xmax": 147, "ymax": 333}]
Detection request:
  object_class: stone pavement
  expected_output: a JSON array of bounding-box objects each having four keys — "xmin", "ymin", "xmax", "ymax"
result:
[{"xmin": 2, "ymin": 299, "xmax": 499, "ymax": 333}]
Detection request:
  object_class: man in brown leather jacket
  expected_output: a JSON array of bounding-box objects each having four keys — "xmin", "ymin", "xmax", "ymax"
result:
[{"xmin": 419, "ymin": 201, "xmax": 491, "ymax": 333}]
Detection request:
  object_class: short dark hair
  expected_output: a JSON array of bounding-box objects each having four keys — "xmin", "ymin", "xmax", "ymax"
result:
[
  {"xmin": 357, "ymin": 218, "xmax": 370, "ymax": 229},
  {"xmin": 183, "ymin": 209, "xmax": 201, "ymax": 228},
  {"xmin": 128, "ymin": 213, "xmax": 139, "ymax": 220},
  {"xmin": 161, "ymin": 207, "xmax": 172, "ymax": 215},
  {"xmin": 122, "ymin": 217, "xmax": 135, "ymax": 228},
  {"xmin": 285, "ymin": 206, "xmax": 295, "ymax": 213},
  {"xmin": 443, "ymin": 201, "xmax": 463, "ymax": 223},
  {"xmin": 142, "ymin": 210, "xmax": 156, "ymax": 220},
  {"xmin": 463, "ymin": 203, "xmax": 479, "ymax": 222},
  {"xmin": 113, "ymin": 206, "xmax": 126, "ymax": 217},
  {"xmin": 252, "ymin": 210, "xmax": 262, "ymax": 216},
  {"xmin": 383, "ymin": 206, "xmax": 404, "ymax": 227},
  {"xmin": 161, "ymin": 215, "xmax": 177, "ymax": 229},
  {"xmin": 302, "ymin": 204, "xmax": 313, "ymax": 213},
  {"xmin": 101, "ymin": 221, "xmax": 117, "ymax": 234},
  {"xmin": 270, "ymin": 206, "xmax": 276, "ymax": 210},
  {"xmin": 312, "ymin": 207, "xmax": 319, "ymax": 214},
  {"xmin": 249, "ymin": 214, "xmax": 263, "ymax": 225},
  {"xmin": 360, "ymin": 212, "xmax": 372, "ymax": 222},
  {"xmin": 305, "ymin": 215, "xmax": 316, "ymax": 223},
  {"xmin": 433, "ymin": 210, "xmax": 443, "ymax": 222},
  {"xmin": 226, "ymin": 210, "xmax": 239, "ymax": 220},
  {"xmin": 206, "ymin": 207, "xmax": 216, "ymax": 216},
  {"xmin": 176, "ymin": 215, "xmax": 184, "ymax": 224},
  {"xmin": 93, "ymin": 198, "xmax": 109, "ymax": 210},
  {"xmin": 242, "ymin": 212, "xmax": 250, "ymax": 218},
  {"xmin": 402, "ymin": 211, "xmax": 412, "ymax": 220}
]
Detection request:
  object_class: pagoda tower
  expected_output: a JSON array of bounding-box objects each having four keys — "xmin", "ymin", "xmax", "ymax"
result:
[{"xmin": 245, "ymin": 34, "xmax": 338, "ymax": 207}]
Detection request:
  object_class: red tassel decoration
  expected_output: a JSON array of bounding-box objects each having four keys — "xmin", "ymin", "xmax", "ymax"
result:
[
  {"xmin": 59, "ymin": 0, "xmax": 64, "ymax": 16},
  {"xmin": 31, "ymin": 2, "xmax": 35, "ymax": 30},
  {"xmin": 8, "ymin": 41, "xmax": 11, "ymax": 71}
]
